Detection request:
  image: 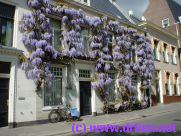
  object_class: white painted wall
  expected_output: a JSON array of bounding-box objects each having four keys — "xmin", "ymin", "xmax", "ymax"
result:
[
  {"xmin": 0, "ymin": 0, "xmax": 38, "ymax": 123},
  {"xmin": 74, "ymin": 61, "xmax": 103, "ymax": 114}
]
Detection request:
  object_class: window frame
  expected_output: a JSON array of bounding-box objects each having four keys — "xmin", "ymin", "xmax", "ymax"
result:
[
  {"xmin": 165, "ymin": 72, "xmax": 171, "ymax": 96},
  {"xmin": 178, "ymin": 16, "xmax": 181, "ymax": 23},
  {"xmin": 107, "ymin": 33, "xmax": 115, "ymax": 60},
  {"xmin": 79, "ymin": 69, "xmax": 91, "ymax": 79},
  {"xmin": 163, "ymin": 43, "xmax": 169, "ymax": 63},
  {"xmin": 174, "ymin": 73, "xmax": 179, "ymax": 96},
  {"xmin": 153, "ymin": 39, "xmax": 160, "ymax": 61},
  {"xmin": 76, "ymin": 0, "xmax": 90, "ymax": 6},
  {"xmin": 81, "ymin": 29, "xmax": 90, "ymax": 56},
  {"xmin": 0, "ymin": 15, "xmax": 14, "ymax": 47},
  {"xmin": 171, "ymin": 46, "xmax": 177, "ymax": 65},
  {"xmin": 106, "ymin": 72, "xmax": 116, "ymax": 102},
  {"xmin": 155, "ymin": 70, "xmax": 160, "ymax": 96},
  {"xmin": 50, "ymin": 18, "xmax": 62, "ymax": 51},
  {"xmin": 43, "ymin": 66, "xmax": 63, "ymax": 107},
  {"xmin": 162, "ymin": 18, "xmax": 170, "ymax": 28}
]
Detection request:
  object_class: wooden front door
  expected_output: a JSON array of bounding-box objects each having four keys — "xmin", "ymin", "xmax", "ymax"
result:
[
  {"xmin": 0, "ymin": 78, "xmax": 9, "ymax": 127},
  {"xmin": 80, "ymin": 81, "xmax": 91, "ymax": 116}
]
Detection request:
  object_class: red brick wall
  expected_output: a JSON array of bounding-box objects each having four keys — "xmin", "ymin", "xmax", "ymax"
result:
[
  {"xmin": 151, "ymin": 95, "xmax": 159, "ymax": 106},
  {"xmin": 144, "ymin": 0, "xmax": 175, "ymax": 28},
  {"xmin": 163, "ymin": 95, "xmax": 181, "ymax": 104}
]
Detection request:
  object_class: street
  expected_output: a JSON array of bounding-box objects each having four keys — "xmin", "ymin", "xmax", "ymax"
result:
[
  {"xmin": 70, "ymin": 110, "xmax": 181, "ymax": 136},
  {"xmin": 0, "ymin": 103, "xmax": 181, "ymax": 136}
]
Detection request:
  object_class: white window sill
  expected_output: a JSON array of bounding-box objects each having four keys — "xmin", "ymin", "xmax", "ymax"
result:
[
  {"xmin": 173, "ymin": 95, "xmax": 180, "ymax": 96},
  {"xmin": 42, "ymin": 105, "xmax": 64, "ymax": 111}
]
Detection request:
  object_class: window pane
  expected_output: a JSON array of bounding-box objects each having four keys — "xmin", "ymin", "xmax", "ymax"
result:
[
  {"xmin": 44, "ymin": 67, "xmax": 62, "ymax": 106},
  {"xmin": 51, "ymin": 19, "xmax": 61, "ymax": 51},
  {"xmin": 79, "ymin": 69, "xmax": 91, "ymax": 78},
  {"xmin": 0, "ymin": 61, "xmax": 11, "ymax": 74},
  {"xmin": 53, "ymin": 29, "xmax": 61, "ymax": 51},
  {"xmin": 83, "ymin": 0, "xmax": 88, "ymax": 3},
  {"xmin": 44, "ymin": 78, "xmax": 62, "ymax": 106},
  {"xmin": 81, "ymin": 29, "xmax": 89, "ymax": 56},
  {"xmin": 106, "ymin": 81, "xmax": 115, "ymax": 102},
  {"xmin": 162, "ymin": 19, "xmax": 169, "ymax": 28},
  {"xmin": 165, "ymin": 83, "xmax": 169, "ymax": 95},
  {"xmin": 0, "ymin": 18, "xmax": 13, "ymax": 46},
  {"xmin": 154, "ymin": 45, "xmax": 157, "ymax": 60},
  {"xmin": 54, "ymin": 78, "xmax": 62, "ymax": 105},
  {"xmin": 179, "ymin": 16, "xmax": 181, "ymax": 23},
  {"xmin": 0, "ymin": 2, "xmax": 15, "ymax": 19}
]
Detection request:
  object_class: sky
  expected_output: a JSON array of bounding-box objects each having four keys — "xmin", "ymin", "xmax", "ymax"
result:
[
  {"xmin": 117, "ymin": 0, "xmax": 149, "ymax": 17},
  {"xmin": 117, "ymin": 0, "xmax": 181, "ymax": 17}
]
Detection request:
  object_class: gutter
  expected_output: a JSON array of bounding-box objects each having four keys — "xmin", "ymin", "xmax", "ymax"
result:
[{"xmin": 138, "ymin": 21, "xmax": 178, "ymax": 39}]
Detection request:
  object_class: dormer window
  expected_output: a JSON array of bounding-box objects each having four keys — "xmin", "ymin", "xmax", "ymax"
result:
[
  {"xmin": 179, "ymin": 16, "xmax": 181, "ymax": 23},
  {"xmin": 162, "ymin": 18, "xmax": 170, "ymax": 28},
  {"xmin": 74, "ymin": 0, "xmax": 90, "ymax": 6}
]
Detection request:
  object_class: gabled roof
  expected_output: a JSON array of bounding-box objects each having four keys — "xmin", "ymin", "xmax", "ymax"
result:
[
  {"xmin": 166, "ymin": 0, "xmax": 181, "ymax": 22},
  {"xmin": 129, "ymin": 15, "xmax": 142, "ymax": 24},
  {"xmin": 128, "ymin": 14, "xmax": 178, "ymax": 39},
  {"xmin": 90, "ymin": 0, "xmax": 129, "ymax": 23}
]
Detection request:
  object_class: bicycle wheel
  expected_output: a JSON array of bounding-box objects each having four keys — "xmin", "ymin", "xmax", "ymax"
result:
[{"xmin": 48, "ymin": 110, "xmax": 60, "ymax": 123}]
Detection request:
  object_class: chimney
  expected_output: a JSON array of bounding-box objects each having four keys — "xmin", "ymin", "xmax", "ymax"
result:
[
  {"xmin": 141, "ymin": 16, "xmax": 146, "ymax": 21},
  {"xmin": 128, "ymin": 10, "xmax": 133, "ymax": 16},
  {"xmin": 110, "ymin": 0, "xmax": 116, "ymax": 3}
]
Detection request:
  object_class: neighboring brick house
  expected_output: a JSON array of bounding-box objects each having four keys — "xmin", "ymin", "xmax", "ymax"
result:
[
  {"xmin": 137, "ymin": 22, "xmax": 181, "ymax": 105},
  {"xmin": 143, "ymin": 0, "xmax": 181, "ymax": 36},
  {"xmin": 143, "ymin": 0, "xmax": 181, "ymax": 66},
  {"xmin": 115, "ymin": 0, "xmax": 181, "ymax": 105},
  {"xmin": 141, "ymin": 22, "xmax": 181, "ymax": 105}
]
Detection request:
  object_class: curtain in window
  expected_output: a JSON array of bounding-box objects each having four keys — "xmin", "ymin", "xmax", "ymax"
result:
[
  {"xmin": 5, "ymin": 20, "xmax": 13, "ymax": 46},
  {"xmin": 0, "ymin": 18, "xmax": 13, "ymax": 46},
  {"xmin": 51, "ymin": 19, "xmax": 61, "ymax": 51},
  {"xmin": 0, "ymin": 2, "xmax": 14, "ymax": 46},
  {"xmin": 106, "ymin": 81, "xmax": 116, "ymax": 102},
  {"xmin": 81, "ymin": 30, "xmax": 89, "ymax": 56}
]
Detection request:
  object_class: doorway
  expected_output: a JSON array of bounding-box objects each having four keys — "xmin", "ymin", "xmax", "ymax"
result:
[
  {"xmin": 0, "ymin": 78, "xmax": 9, "ymax": 127},
  {"xmin": 156, "ymin": 79, "xmax": 161, "ymax": 103},
  {"xmin": 79, "ymin": 81, "xmax": 91, "ymax": 116},
  {"xmin": 146, "ymin": 88, "xmax": 150, "ymax": 107},
  {"xmin": 0, "ymin": 61, "xmax": 10, "ymax": 127}
]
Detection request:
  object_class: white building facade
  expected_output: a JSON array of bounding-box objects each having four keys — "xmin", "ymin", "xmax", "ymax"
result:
[
  {"xmin": 1, "ymin": 0, "xmax": 179, "ymax": 128},
  {"xmin": 0, "ymin": 0, "xmax": 112, "ymax": 128}
]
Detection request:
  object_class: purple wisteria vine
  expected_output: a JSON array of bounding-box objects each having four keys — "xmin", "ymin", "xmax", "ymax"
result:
[{"xmin": 20, "ymin": 0, "xmax": 154, "ymax": 103}]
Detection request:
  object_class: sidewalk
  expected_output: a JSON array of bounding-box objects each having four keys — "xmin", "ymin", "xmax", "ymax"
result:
[{"xmin": 0, "ymin": 103, "xmax": 181, "ymax": 136}]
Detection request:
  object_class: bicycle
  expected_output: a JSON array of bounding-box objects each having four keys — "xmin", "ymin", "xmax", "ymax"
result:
[{"xmin": 48, "ymin": 104, "xmax": 80, "ymax": 123}]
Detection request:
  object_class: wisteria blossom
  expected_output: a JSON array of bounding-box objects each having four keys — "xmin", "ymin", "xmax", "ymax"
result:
[{"xmin": 21, "ymin": 0, "xmax": 154, "ymax": 104}]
